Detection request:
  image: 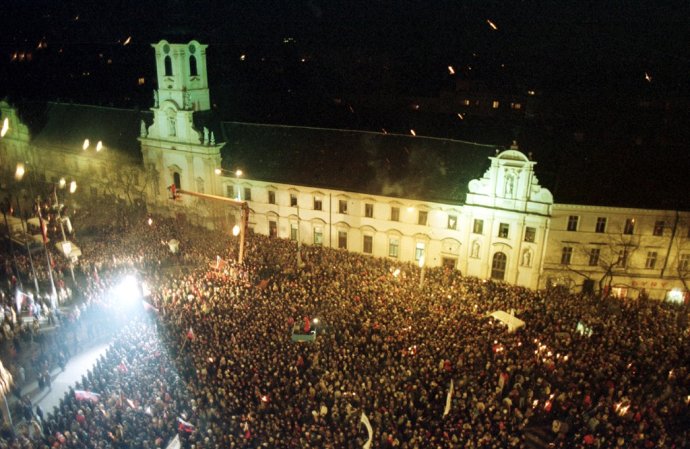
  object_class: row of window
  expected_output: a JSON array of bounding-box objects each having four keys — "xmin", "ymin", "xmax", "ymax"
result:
[
  {"xmin": 163, "ymin": 55, "xmax": 198, "ymax": 77},
  {"xmin": 566, "ymin": 215, "xmax": 681, "ymax": 236},
  {"xmin": 561, "ymin": 247, "xmax": 690, "ymax": 270}
]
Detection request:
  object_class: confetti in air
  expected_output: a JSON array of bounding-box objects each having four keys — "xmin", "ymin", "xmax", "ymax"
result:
[
  {"xmin": 644, "ymin": 72, "xmax": 652, "ymax": 82},
  {"xmin": 448, "ymin": 65, "xmax": 455, "ymax": 75},
  {"xmin": 410, "ymin": 129, "xmax": 416, "ymax": 136},
  {"xmin": 123, "ymin": 36, "xmax": 132, "ymax": 46},
  {"xmin": 457, "ymin": 113, "xmax": 464, "ymax": 120},
  {"xmin": 487, "ymin": 19, "xmax": 498, "ymax": 30}
]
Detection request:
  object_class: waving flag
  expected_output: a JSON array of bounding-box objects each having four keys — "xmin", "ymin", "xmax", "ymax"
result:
[
  {"xmin": 443, "ymin": 380, "xmax": 454, "ymax": 416},
  {"xmin": 177, "ymin": 417, "xmax": 195, "ymax": 433},
  {"xmin": 75, "ymin": 390, "xmax": 101, "ymax": 402},
  {"xmin": 360, "ymin": 412, "xmax": 373, "ymax": 449}
]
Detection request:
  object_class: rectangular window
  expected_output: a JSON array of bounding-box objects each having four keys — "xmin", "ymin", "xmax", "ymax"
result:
[
  {"xmin": 225, "ymin": 185, "xmax": 234, "ymax": 198},
  {"xmin": 388, "ymin": 237, "xmax": 399, "ymax": 258},
  {"xmin": 589, "ymin": 248, "xmax": 600, "ymax": 266},
  {"xmin": 418, "ymin": 211, "xmax": 428, "ymax": 226},
  {"xmin": 365, "ymin": 203, "xmax": 374, "ymax": 218},
  {"xmin": 290, "ymin": 224, "xmax": 297, "ymax": 241},
  {"xmin": 524, "ymin": 226, "xmax": 536, "ymax": 243},
  {"xmin": 314, "ymin": 197, "xmax": 322, "ymax": 211},
  {"xmin": 567, "ymin": 215, "xmax": 579, "ymax": 231},
  {"xmin": 619, "ymin": 248, "xmax": 629, "ymax": 266},
  {"xmin": 338, "ymin": 231, "xmax": 347, "ymax": 249},
  {"xmin": 243, "ymin": 187, "xmax": 252, "ymax": 201},
  {"xmin": 415, "ymin": 242, "xmax": 425, "ymax": 262},
  {"xmin": 473, "ymin": 219, "xmax": 484, "ymax": 234},
  {"xmin": 391, "ymin": 207, "xmax": 400, "ymax": 222},
  {"xmin": 679, "ymin": 254, "xmax": 690, "ymax": 272},
  {"xmin": 314, "ymin": 228, "xmax": 323, "ymax": 246},
  {"xmin": 498, "ymin": 223, "xmax": 509, "ymax": 238},
  {"xmin": 624, "ymin": 218, "xmax": 635, "ymax": 235},
  {"xmin": 561, "ymin": 246, "xmax": 573, "ymax": 265},
  {"xmin": 268, "ymin": 191, "xmax": 276, "ymax": 204},
  {"xmin": 492, "ymin": 100, "xmax": 500, "ymax": 109},
  {"xmin": 290, "ymin": 194, "xmax": 297, "ymax": 207},
  {"xmin": 595, "ymin": 217, "xmax": 607, "ymax": 233},
  {"xmin": 339, "ymin": 200, "xmax": 348, "ymax": 214},
  {"xmin": 447, "ymin": 215, "xmax": 457, "ymax": 230},
  {"xmin": 363, "ymin": 235, "xmax": 373, "ymax": 254},
  {"xmin": 645, "ymin": 251, "xmax": 658, "ymax": 269},
  {"xmin": 269, "ymin": 220, "xmax": 277, "ymax": 237},
  {"xmin": 653, "ymin": 220, "xmax": 664, "ymax": 236}
]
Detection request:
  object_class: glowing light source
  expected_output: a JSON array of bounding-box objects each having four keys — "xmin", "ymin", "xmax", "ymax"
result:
[
  {"xmin": 214, "ymin": 168, "xmax": 222, "ymax": 175},
  {"xmin": 235, "ymin": 169, "xmax": 243, "ymax": 177},
  {"xmin": 96, "ymin": 140, "xmax": 103, "ymax": 152},
  {"xmin": 69, "ymin": 181, "xmax": 78, "ymax": 193},
  {"xmin": 232, "ymin": 225, "xmax": 240, "ymax": 236},
  {"xmin": 1, "ymin": 117, "xmax": 8, "ymax": 137},
  {"xmin": 82, "ymin": 139, "xmax": 90, "ymax": 150},
  {"xmin": 447, "ymin": 65, "xmax": 455, "ymax": 75},
  {"xmin": 15, "ymin": 163, "xmax": 25, "ymax": 181},
  {"xmin": 59, "ymin": 177, "xmax": 66, "ymax": 189},
  {"xmin": 115, "ymin": 274, "xmax": 141, "ymax": 306},
  {"xmin": 147, "ymin": 218, "xmax": 153, "ymax": 226},
  {"xmin": 418, "ymin": 256, "xmax": 425, "ymax": 268}
]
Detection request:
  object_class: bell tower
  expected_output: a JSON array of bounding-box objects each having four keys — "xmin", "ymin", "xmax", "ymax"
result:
[
  {"xmin": 140, "ymin": 39, "xmax": 223, "ymax": 210},
  {"xmin": 153, "ymin": 39, "xmax": 210, "ymax": 112}
]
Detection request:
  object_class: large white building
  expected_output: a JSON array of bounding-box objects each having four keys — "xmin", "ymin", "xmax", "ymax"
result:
[{"xmin": 2, "ymin": 39, "xmax": 689, "ymax": 302}]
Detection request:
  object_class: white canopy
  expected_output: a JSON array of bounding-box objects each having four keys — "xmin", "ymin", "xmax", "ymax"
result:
[{"xmin": 489, "ymin": 310, "xmax": 526, "ymax": 333}]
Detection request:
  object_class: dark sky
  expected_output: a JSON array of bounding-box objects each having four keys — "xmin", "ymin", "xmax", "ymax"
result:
[{"xmin": 2, "ymin": 1, "xmax": 690, "ymax": 208}]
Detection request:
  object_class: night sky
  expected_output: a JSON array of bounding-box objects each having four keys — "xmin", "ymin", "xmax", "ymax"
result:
[{"xmin": 1, "ymin": 1, "xmax": 690, "ymax": 206}]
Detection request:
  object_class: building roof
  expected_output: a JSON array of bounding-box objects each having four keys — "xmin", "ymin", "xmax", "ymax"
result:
[
  {"xmin": 28, "ymin": 102, "xmax": 150, "ymax": 161},
  {"xmin": 218, "ymin": 122, "xmax": 499, "ymax": 204}
]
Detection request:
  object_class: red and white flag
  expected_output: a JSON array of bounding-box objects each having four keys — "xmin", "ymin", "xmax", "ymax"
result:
[
  {"xmin": 177, "ymin": 417, "xmax": 195, "ymax": 433},
  {"xmin": 75, "ymin": 390, "xmax": 101, "ymax": 402},
  {"xmin": 186, "ymin": 327, "xmax": 195, "ymax": 341}
]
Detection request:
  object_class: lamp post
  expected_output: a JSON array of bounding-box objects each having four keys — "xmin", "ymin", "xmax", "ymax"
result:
[{"xmin": 419, "ymin": 255, "xmax": 426, "ymax": 289}]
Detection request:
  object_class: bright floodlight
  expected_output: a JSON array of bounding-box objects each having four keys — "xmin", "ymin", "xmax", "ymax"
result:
[
  {"xmin": 235, "ymin": 169, "xmax": 243, "ymax": 177},
  {"xmin": 15, "ymin": 163, "xmax": 25, "ymax": 181},
  {"xmin": 96, "ymin": 140, "xmax": 103, "ymax": 152},
  {"xmin": 214, "ymin": 168, "xmax": 222, "ymax": 175},
  {"xmin": 115, "ymin": 275, "xmax": 141, "ymax": 306},
  {"xmin": 1, "ymin": 117, "xmax": 8, "ymax": 137},
  {"xmin": 82, "ymin": 139, "xmax": 90, "ymax": 150},
  {"xmin": 147, "ymin": 217, "xmax": 153, "ymax": 226},
  {"xmin": 59, "ymin": 177, "xmax": 66, "ymax": 188},
  {"xmin": 232, "ymin": 225, "xmax": 240, "ymax": 236},
  {"xmin": 69, "ymin": 180, "xmax": 77, "ymax": 193}
]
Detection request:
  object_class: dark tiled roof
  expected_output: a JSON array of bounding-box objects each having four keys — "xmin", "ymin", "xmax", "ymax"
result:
[
  {"xmin": 219, "ymin": 122, "xmax": 499, "ymax": 204},
  {"xmin": 29, "ymin": 102, "xmax": 151, "ymax": 161}
]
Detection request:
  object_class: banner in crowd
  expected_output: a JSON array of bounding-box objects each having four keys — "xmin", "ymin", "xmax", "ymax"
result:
[
  {"xmin": 74, "ymin": 390, "xmax": 100, "ymax": 402},
  {"xmin": 165, "ymin": 435, "xmax": 181, "ymax": 449},
  {"xmin": 489, "ymin": 310, "xmax": 525, "ymax": 333},
  {"xmin": 443, "ymin": 379, "xmax": 454, "ymax": 416},
  {"xmin": 360, "ymin": 412, "xmax": 373, "ymax": 449}
]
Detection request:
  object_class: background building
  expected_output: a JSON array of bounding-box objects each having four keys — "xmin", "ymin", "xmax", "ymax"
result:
[{"xmin": 1, "ymin": 39, "xmax": 688, "ymax": 301}]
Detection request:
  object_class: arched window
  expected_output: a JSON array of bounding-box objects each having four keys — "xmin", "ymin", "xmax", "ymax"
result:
[
  {"xmin": 491, "ymin": 252, "xmax": 507, "ymax": 280},
  {"xmin": 164, "ymin": 56, "xmax": 173, "ymax": 76},
  {"xmin": 189, "ymin": 55, "xmax": 198, "ymax": 76},
  {"xmin": 173, "ymin": 172, "xmax": 181, "ymax": 189}
]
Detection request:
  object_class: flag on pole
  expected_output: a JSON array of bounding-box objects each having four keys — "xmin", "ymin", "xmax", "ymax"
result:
[
  {"xmin": 75, "ymin": 390, "xmax": 101, "ymax": 402},
  {"xmin": 443, "ymin": 379, "xmax": 454, "ymax": 417},
  {"xmin": 38, "ymin": 213, "xmax": 48, "ymax": 244},
  {"xmin": 177, "ymin": 417, "xmax": 195, "ymax": 433},
  {"xmin": 360, "ymin": 412, "xmax": 373, "ymax": 449}
]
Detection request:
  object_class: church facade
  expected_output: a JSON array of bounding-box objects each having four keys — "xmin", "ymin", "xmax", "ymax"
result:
[{"xmin": 2, "ymin": 39, "xmax": 689, "ymax": 301}]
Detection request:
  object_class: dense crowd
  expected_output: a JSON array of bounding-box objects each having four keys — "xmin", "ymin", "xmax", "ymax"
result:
[{"xmin": 1, "ymin": 210, "xmax": 689, "ymax": 449}]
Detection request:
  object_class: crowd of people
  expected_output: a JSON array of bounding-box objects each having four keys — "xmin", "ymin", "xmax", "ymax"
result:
[{"xmin": 0, "ymin": 208, "xmax": 689, "ymax": 449}]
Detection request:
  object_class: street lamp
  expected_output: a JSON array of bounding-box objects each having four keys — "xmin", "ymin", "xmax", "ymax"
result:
[
  {"xmin": 418, "ymin": 255, "xmax": 426, "ymax": 288},
  {"xmin": 14, "ymin": 163, "xmax": 25, "ymax": 181}
]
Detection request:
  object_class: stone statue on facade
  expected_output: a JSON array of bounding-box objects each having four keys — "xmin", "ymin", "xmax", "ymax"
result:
[
  {"xmin": 210, "ymin": 131, "xmax": 215, "ymax": 146},
  {"xmin": 153, "ymin": 90, "xmax": 159, "ymax": 108},
  {"xmin": 203, "ymin": 127, "xmax": 209, "ymax": 144},
  {"xmin": 184, "ymin": 91, "xmax": 192, "ymax": 110},
  {"xmin": 140, "ymin": 120, "xmax": 147, "ymax": 137}
]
